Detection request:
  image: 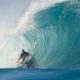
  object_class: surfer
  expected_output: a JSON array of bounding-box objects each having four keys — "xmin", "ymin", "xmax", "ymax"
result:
[{"xmin": 17, "ymin": 49, "xmax": 32, "ymax": 64}]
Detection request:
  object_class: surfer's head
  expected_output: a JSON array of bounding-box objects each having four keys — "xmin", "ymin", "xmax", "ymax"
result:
[{"xmin": 22, "ymin": 49, "xmax": 25, "ymax": 53}]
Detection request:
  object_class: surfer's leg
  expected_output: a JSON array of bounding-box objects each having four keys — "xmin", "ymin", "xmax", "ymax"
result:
[{"xmin": 21, "ymin": 56, "xmax": 25, "ymax": 64}]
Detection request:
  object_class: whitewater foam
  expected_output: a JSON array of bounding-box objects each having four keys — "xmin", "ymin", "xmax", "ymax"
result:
[{"xmin": 15, "ymin": 0, "xmax": 67, "ymax": 36}]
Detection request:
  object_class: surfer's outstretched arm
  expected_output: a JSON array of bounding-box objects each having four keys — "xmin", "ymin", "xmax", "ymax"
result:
[{"xmin": 17, "ymin": 57, "xmax": 21, "ymax": 63}]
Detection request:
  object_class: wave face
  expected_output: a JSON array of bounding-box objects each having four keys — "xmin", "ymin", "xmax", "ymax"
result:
[{"xmin": 0, "ymin": 0, "xmax": 80, "ymax": 68}]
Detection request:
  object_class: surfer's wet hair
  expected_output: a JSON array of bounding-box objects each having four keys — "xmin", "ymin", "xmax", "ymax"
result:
[{"xmin": 22, "ymin": 49, "xmax": 25, "ymax": 52}]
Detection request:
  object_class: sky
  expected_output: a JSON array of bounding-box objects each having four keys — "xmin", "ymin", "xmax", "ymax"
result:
[{"xmin": 0, "ymin": 0, "xmax": 32, "ymax": 32}]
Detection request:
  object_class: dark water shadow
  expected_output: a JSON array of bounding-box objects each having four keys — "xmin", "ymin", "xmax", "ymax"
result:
[{"xmin": 25, "ymin": 56, "xmax": 37, "ymax": 68}]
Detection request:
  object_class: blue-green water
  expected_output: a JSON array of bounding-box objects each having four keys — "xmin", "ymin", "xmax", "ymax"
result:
[
  {"xmin": 22, "ymin": 0, "xmax": 80, "ymax": 68},
  {"xmin": 0, "ymin": 69, "xmax": 80, "ymax": 80}
]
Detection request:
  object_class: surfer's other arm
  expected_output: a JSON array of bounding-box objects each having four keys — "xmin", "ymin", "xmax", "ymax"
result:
[{"xmin": 28, "ymin": 53, "xmax": 32, "ymax": 56}]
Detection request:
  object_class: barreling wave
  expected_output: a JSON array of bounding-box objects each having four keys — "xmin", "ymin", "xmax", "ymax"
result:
[{"xmin": 0, "ymin": 0, "xmax": 80, "ymax": 68}]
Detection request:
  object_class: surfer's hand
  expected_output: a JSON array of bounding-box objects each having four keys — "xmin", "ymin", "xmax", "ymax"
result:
[{"xmin": 30, "ymin": 54, "xmax": 32, "ymax": 56}]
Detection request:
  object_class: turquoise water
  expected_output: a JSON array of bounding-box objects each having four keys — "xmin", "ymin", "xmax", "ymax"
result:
[{"xmin": 23, "ymin": 0, "xmax": 80, "ymax": 68}]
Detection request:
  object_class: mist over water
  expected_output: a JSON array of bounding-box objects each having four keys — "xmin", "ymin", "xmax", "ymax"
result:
[{"xmin": 0, "ymin": 0, "xmax": 80, "ymax": 68}]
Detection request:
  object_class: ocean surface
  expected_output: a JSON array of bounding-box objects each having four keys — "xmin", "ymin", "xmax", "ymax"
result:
[
  {"xmin": 0, "ymin": 0, "xmax": 80, "ymax": 79},
  {"xmin": 0, "ymin": 68, "xmax": 80, "ymax": 80}
]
